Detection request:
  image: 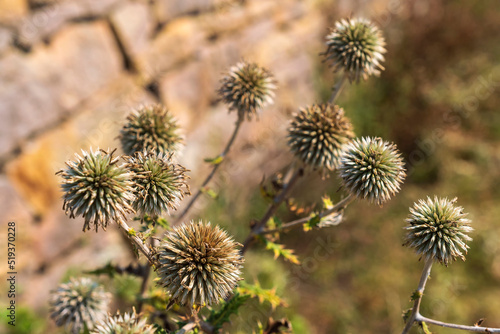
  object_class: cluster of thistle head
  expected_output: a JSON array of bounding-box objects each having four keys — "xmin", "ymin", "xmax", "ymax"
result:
[{"xmin": 50, "ymin": 16, "xmax": 474, "ymax": 333}]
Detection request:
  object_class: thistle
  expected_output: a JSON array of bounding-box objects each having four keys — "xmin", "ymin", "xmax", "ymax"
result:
[
  {"xmin": 287, "ymin": 103, "xmax": 355, "ymax": 173},
  {"xmin": 57, "ymin": 148, "xmax": 135, "ymax": 232},
  {"xmin": 156, "ymin": 220, "xmax": 244, "ymax": 306},
  {"xmin": 218, "ymin": 61, "xmax": 276, "ymax": 120},
  {"xmin": 338, "ymin": 137, "xmax": 406, "ymax": 205},
  {"xmin": 91, "ymin": 309, "xmax": 156, "ymax": 334},
  {"xmin": 125, "ymin": 150, "xmax": 190, "ymax": 217},
  {"xmin": 404, "ymin": 197, "xmax": 473, "ymax": 265},
  {"xmin": 120, "ymin": 105, "xmax": 183, "ymax": 156},
  {"xmin": 323, "ymin": 17, "xmax": 386, "ymax": 82},
  {"xmin": 49, "ymin": 277, "xmax": 111, "ymax": 334}
]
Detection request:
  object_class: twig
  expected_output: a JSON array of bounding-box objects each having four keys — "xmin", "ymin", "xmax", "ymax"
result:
[
  {"xmin": 260, "ymin": 193, "xmax": 355, "ymax": 236},
  {"xmin": 416, "ymin": 315, "xmax": 500, "ymax": 333},
  {"xmin": 116, "ymin": 218, "xmax": 155, "ymax": 265},
  {"xmin": 328, "ymin": 75, "xmax": 347, "ymax": 104},
  {"xmin": 137, "ymin": 236, "xmax": 155, "ymax": 312},
  {"xmin": 175, "ymin": 114, "xmax": 245, "ymax": 224},
  {"xmin": 241, "ymin": 168, "xmax": 304, "ymax": 254},
  {"xmin": 401, "ymin": 258, "xmax": 433, "ymax": 334}
]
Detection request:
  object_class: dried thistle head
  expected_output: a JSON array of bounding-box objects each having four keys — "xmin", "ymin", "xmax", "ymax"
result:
[
  {"xmin": 156, "ymin": 220, "xmax": 244, "ymax": 307},
  {"xmin": 125, "ymin": 150, "xmax": 190, "ymax": 217},
  {"xmin": 338, "ymin": 137, "xmax": 406, "ymax": 205},
  {"xmin": 120, "ymin": 105, "xmax": 183, "ymax": 156},
  {"xmin": 323, "ymin": 17, "xmax": 386, "ymax": 82},
  {"xmin": 404, "ymin": 197, "xmax": 473, "ymax": 265},
  {"xmin": 49, "ymin": 277, "xmax": 111, "ymax": 334},
  {"xmin": 287, "ymin": 103, "xmax": 355, "ymax": 174},
  {"xmin": 91, "ymin": 309, "xmax": 156, "ymax": 334},
  {"xmin": 57, "ymin": 148, "xmax": 135, "ymax": 232},
  {"xmin": 218, "ymin": 61, "xmax": 276, "ymax": 120}
]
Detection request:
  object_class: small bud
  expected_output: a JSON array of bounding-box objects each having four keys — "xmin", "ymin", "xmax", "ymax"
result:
[
  {"xmin": 125, "ymin": 150, "xmax": 190, "ymax": 217},
  {"xmin": 120, "ymin": 105, "xmax": 183, "ymax": 156},
  {"xmin": 156, "ymin": 220, "xmax": 244, "ymax": 307},
  {"xmin": 323, "ymin": 17, "xmax": 386, "ymax": 82},
  {"xmin": 338, "ymin": 137, "xmax": 406, "ymax": 205},
  {"xmin": 91, "ymin": 309, "xmax": 156, "ymax": 334},
  {"xmin": 404, "ymin": 196, "xmax": 473, "ymax": 265},
  {"xmin": 57, "ymin": 148, "xmax": 135, "ymax": 232},
  {"xmin": 50, "ymin": 277, "xmax": 111, "ymax": 334},
  {"xmin": 287, "ymin": 103, "xmax": 355, "ymax": 174},
  {"xmin": 218, "ymin": 61, "xmax": 276, "ymax": 120}
]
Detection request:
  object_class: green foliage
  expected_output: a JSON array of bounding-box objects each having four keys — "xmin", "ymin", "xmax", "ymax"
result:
[
  {"xmin": 206, "ymin": 293, "xmax": 250, "ymax": 333},
  {"xmin": 204, "ymin": 155, "xmax": 224, "ymax": 165},
  {"xmin": 237, "ymin": 281, "xmax": 287, "ymax": 310},
  {"xmin": 201, "ymin": 187, "xmax": 219, "ymax": 199},
  {"xmin": 257, "ymin": 236, "xmax": 300, "ymax": 264}
]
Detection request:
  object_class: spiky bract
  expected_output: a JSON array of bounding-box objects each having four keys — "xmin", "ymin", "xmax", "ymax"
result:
[
  {"xmin": 323, "ymin": 17, "xmax": 386, "ymax": 82},
  {"xmin": 339, "ymin": 137, "xmax": 406, "ymax": 205},
  {"xmin": 91, "ymin": 309, "xmax": 155, "ymax": 334},
  {"xmin": 156, "ymin": 220, "xmax": 244, "ymax": 306},
  {"xmin": 404, "ymin": 197, "xmax": 473, "ymax": 265},
  {"xmin": 287, "ymin": 103, "xmax": 355, "ymax": 173},
  {"xmin": 57, "ymin": 148, "xmax": 134, "ymax": 232},
  {"xmin": 120, "ymin": 105, "xmax": 183, "ymax": 156},
  {"xmin": 49, "ymin": 277, "xmax": 111, "ymax": 334},
  {"xmin": 218, "ymin": 61, "xmax": 276, "ymax": 120},
  {"xmin": 125, "ymin": 150, "xmax": 190, "ymax": 217}
]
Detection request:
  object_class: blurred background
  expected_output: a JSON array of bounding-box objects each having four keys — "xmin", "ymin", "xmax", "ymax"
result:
[{"xmin": 1, "ymin": 0, "xmax": 500, "ymax": 333}]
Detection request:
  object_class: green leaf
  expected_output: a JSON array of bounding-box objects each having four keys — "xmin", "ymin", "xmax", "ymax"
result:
[
  {"xmin": 128, "ymin": 228, "xmax": 137, "ymax": 236},
  {"xmin": 303, "ymin": 214, "xmax": 321, "ymax": 232},
  {"xmin": 152, "ymin": 324, "xmax": 168, "ymax": 334},
  {"xmin": 84, "ymin": 262, "xmax": 118, "ymax": 278},
  {"xmin": 237, "ymin": 281, "xmax": 286, "ymax": 310},
  {"xmin": 204, "ymin": 155, "xmax": 224, "ymax": 165},
  {"xmin": 257, "ymin": 236, "xmax": 300, "ymax": 264},
  {"xmin": 201, "ymin": 187, "xmax": 218, "ymax": 199},
  {"xmin": 421, "ymin": 321, "xmax": 432, "ymax": 334},
  {"xmin": 266, "ymin": 216, "xmax": 282, "ymax": 229},
  {"xmin": 322, "ymin": 195, "xmax": 334, "ymax": 209},
  {"xmin": 411, "ymin": 290, "xmax": 422, "ymax": 301},
  {"xmin": 206, "ymin": 293, "xmax": 250, "ymax": 333},
  {"xmin": 156, "ymin": 217, "xmax": 170, "ymax": 230}
]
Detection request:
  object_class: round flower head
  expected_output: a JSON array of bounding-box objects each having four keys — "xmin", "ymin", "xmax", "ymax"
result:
[
  {"xmin": 125, "ymin": 150, "xmax": 190, "ymax": 217},
  {"xmin": 404, "ymin": 197, "xmax": 473, "ymax": 265},
  {"xmin": 91, "ymin": 309, "xmax": 156, "ymax": 334},
  {"xmin": 287, "ymin": 103, "xmax": 355, "ymax": 173},
  {"xmin": 322, "ymin": 17, "xmax": 386, "ymax": 82},
  {"xmin": 218, "ymin": 61, "xmax": 276, "ymax": 120},
  {"xmin": 156, "ymin": 220, "xmax": 244, "ymax": 307},
  {"xmin": 57, "ymin": 148, "xmax": 135, "ymax": 232},
  {"xmin": 49, "ymin": 277, "xmax": 111, "ymax": 334},
  {"xmin": 339, "ymin": 137, "xmax": 406, "ymax": 205},
  {"xmin": 120, "ymin": 104, "xmax": 183, "ymax": 156}
]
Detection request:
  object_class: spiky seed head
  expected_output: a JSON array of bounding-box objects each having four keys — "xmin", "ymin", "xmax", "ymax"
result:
[
  {"xmin": 57, "ymin": 148, "xmax": 135, "ymax": 232},
  {"xmin": 125, "ymin": 150, "xmax": 190, "ymax": 217},
  {"xmin": 287, "ymin": 103, "xmax": 355, "ymax": 173},
  {"xmin": 218, "ymin": 61, "xmax": 276, "ymax": 120},
  {"xmin": 338, "ymin": 137, "xmax": 406, "ymax": 205},
  {"xmin": 49, "ymin": 277, "xmax": 111, "ymax": 334},
  {"xmin": 322, "ymin": 17, "xmax": 386, "ymax": 83},
  {"xmin": 156, "ymin": 220, "xmax": 244, "ymax": 307},
  {"xmin": 120, "ymin": 105, "xmax": 183, "ymax": 156},
  {"xmin": 91, "ymin": 309, "xmax": 156, "ymax": 334},
  {"xmin": 404, "ymin": 197, "xmax": 473, "ymax": 265}
]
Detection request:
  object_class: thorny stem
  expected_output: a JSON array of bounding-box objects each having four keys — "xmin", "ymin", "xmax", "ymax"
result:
[
  {"xmin": 241, "ymin": 167, "xmax": 304, "ymax": 254},
  {"xmin": 137, "ymin": 236, "xmax": 155, "ymax": 313},
  {"xmin": 260, "ymin": 193, "xmax": 355, "ymax": 235},
  {"xmin": 328, "ymin": 75, "xmax": 347, "ymax": 104},
  {"xmin": 175, "ymin": 114, "xmax": 245, "ymax": 224},
  {"xmin": 116, "ymin": 218, "xmax": 155, "ymax": 265},
  {"xmin": 402, "ymin": 258, "xmax": 500, "ymax": 333}
]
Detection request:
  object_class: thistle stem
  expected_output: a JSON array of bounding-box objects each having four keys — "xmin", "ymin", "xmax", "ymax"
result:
[
  {"xmin": 328, "ymin": 74, "xmax": 347, "ymax": 104},
  {"xmin": 259, "ymin": 193, "xmax": 355, "ymax": 235},
  {"xmin": 117, "ymin": 218, "xmax": 155, "ymax": 265},
  {"xmin": 175, "ymin": 114, "xmax": 245, "ymax": 224},
  {"xmin": 401, "ymin": 258, "xmax": 433, "ymax": 334},
  {"xmin": 137, "ymin": 236, "xmax": 155, "ymax": 313},
  {"xmin": 241, "ymin": 167, "xmax": 304, "ymax": 254}
]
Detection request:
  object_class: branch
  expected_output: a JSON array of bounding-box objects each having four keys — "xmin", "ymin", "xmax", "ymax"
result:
[
  {"xmin": 116, "ymin": 218, "xmax": 155, "ymax": 265},
  {"xmin": 401, "ymin": 258, "xmax": 433, "ymax": 334},
  {"xmin": 241, "ymin": 168, "xmax": 304, "ymax": 254},
  {"xmin": 175, "ymin": 114, "xmax": 245, "ymax": 224},
  {"xmin": 416, "ymin": 315, "xmax": 500, "ymax": 333},
  {"xmin": 260, "ymin": 193, "xmax": 355, "ymax": 236},
  {"xmin": 328, "ymin": 75, "xmax": 347, "ymax": 104}
]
